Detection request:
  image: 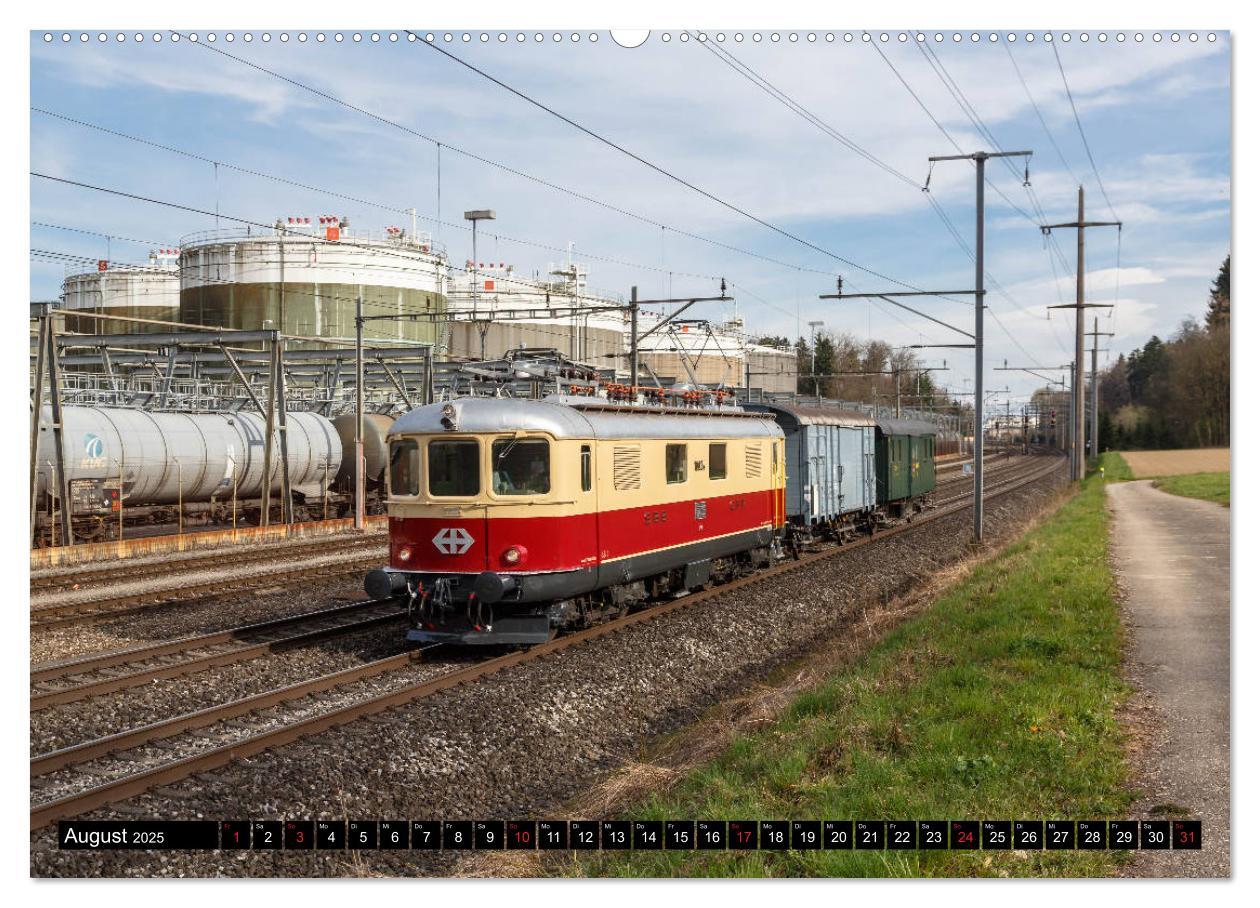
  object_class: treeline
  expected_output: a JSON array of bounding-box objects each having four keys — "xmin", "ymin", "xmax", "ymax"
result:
[
  {"xmin": 1097, "ymin": 255, "xmax": 1229, "ymax": 450},
  {"xmin": 756, "ymin": 331, "xmax": 951, "ymax": 411}
]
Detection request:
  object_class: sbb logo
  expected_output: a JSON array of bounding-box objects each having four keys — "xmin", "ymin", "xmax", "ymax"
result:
[{"xmin": 432, "ymin": 527, "xmax": 475, "ymax": 555}]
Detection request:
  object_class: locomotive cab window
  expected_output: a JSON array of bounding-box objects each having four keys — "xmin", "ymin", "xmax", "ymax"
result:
[
  {"xmin": 580, "ymin": 444, "xmax": 592, "ymax": 492},
  {"xmin": 428, "ymin": 439, "xmax": 479, "ymax": 497},
  {"xmin": 666, "ymin": 443, "xmax": 687, "ymax": 484},
  {"xmin": 708, "ymin": 443, "xmax": 727, "ymax": 480},
  {"xmin": 388, "ymin": 439, "xmax": 420, "ymax": 497},
  {"xmin": 492, "ymin": 438, "xmax": 550, "ymax": 496}
]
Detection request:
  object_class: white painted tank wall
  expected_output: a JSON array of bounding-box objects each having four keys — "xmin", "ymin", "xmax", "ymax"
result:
[
  {"xmin": 62, "ymin": 267, "xmax": 180, "ymax": 311},
  {"xmin": 181, "ymin": 235, "xmax": 447, "ymax": 294},
  {"xmin": 36, "ymin": 407, "xmax": 342, "ymax": 504}
]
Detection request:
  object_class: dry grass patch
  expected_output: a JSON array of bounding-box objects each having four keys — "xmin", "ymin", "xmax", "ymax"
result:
[{"xmin": 1121, "ymin": 449, "xmax": 1229, "ymax": 478}]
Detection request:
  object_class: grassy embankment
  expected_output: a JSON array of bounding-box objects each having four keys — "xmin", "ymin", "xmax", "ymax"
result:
[
  {"xmin": 573, "ymin": 471, "xmax": 1131, "ymax": 878},
  {"xmin": 1152, "ymin": 472, "xmax": 1230, "ymax": 507}
]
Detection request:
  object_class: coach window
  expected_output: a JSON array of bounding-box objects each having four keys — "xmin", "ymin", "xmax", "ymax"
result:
[
  {"xmin": 708, "ymin": 443, "xmax": 727, "ymax": 480},
  {"xmin": 492, "ymin": 438, "xmax": 551, "ymax": 495},
  {"xmin": 388, "ymin": 439, "xmax": 420, "ymax": 497},
  {"xmin": 666, "ymin": 443, "xmax": 687, "ymax": 484},
  {"xmin": 580, "ymin": 444, "xmax": 592, "ymax": 492},
  {"xmin": 428, "ymin": 439, "xmax": 479, "ymax": 497}
]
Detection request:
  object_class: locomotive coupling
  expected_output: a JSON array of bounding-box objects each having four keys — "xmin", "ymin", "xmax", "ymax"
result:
[
  {"xmin": 365, "ymin": 568, "xmax": 409, "ymax": 600},
  {"xmin": 472, "ymin": 571, "xmax": 518, "ymax": 604}
]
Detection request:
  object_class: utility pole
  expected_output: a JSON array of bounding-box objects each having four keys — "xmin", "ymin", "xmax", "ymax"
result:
[
  {"xmin": 819, "ymin": 277, "xmax": 981, "ymax": 538},
  {"xmin": 1041, "ymin": 187, "xmax": 1121, "ymax": 480},
  {"xmin": 464, "ymin": 209, "xmax": 496, "ymax": 360},
  {"xmin": 629, "ymin": 286, "xmax": 639, "ymax": 389},
  {"xmin": 808, "ymin": 319, "xmax": 824, "ymax": 395},
  {"xmin": 1087, "ymin": 317, "xmax": 1114, "ymax": 460},
  {"xmin": 626, "ymin": 282, "xmax": 730, "ymax": 396},
  {"xmin": 927, "ymin": 149, "xmax": 1032, "ymax": 542},
  {"xmin": 354, "ymin": 295, "xmax": 365, "ymax": 531}
]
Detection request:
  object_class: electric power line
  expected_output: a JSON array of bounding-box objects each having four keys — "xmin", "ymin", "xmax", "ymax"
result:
[
  {"xmin": 1050, "ymin": 36, "xmax": 1119, "ymax": 221},
  {"xmin": 1003, "ymin": 42, "xmax": 1081, "ymax": 186},
  {"xmin": 32, "ymin": 107, "xmax": 721, "ymax": 284},
  {"xmin": 412, "ymin": 32, "xmax": 959, "ymax": 300},
  {"xmin": 178, "ymin": 32, "xmax": 847, "ymax": 281}
]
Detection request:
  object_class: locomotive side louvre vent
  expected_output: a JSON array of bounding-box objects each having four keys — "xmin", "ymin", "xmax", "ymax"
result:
[
  {"xmin": 613, "ymin": 445, "xmax": 642, "ymax": 490},
  {"xmin": 746, "ymin": 443, "xmax": 763, "ymax": 478}
]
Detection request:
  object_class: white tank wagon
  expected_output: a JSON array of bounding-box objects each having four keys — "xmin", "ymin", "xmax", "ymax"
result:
[
  {"xmin": 34, "ymin": 406, "xmax": 342, "ymax": 539},
  {"xmin": 332, "ymin": 413, "xmax": 396, "ymax": 492}
]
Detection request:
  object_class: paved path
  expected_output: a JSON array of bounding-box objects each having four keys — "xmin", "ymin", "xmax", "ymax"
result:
[{"xmin": 1107, "ymin": 480, "xmax": 1230, "ymax": 877}]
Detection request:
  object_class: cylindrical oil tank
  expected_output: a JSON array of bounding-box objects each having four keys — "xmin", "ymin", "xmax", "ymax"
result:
[
  {"xmin": 62, "ymin": 264, "xmax": 180, "ymax": 335},
  {"xmin": 35, "ymin": 406, "xmax": 342, "ymax": 504},
  {"xmin": 332, "ymin": 413, "xmax": 396, "ymax": 488},
  {"xmin": 179, "ymin": 226, "xmax": 448, "ymax": 349},
  {"xmin": 445, "ymin": 265, "xmax": 626, "ymax": 362},
  {"xmin": 745, "ymin": 342, "xmax": 798, "ymax": 393},
  {"xmin": 635, "ymin": 311, "xmax": 747, "ymax": 387}
]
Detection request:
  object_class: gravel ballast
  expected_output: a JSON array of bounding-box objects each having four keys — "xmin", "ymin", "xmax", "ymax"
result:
[{"xmin": 31, "ymin": 468, "xmax": 1064, "ymax": 877}]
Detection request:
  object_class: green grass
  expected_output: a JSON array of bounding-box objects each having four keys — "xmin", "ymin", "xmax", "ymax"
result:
[
  {"xmin": 570, "ymin": 476, "xmax": 1131, "ymax": 878},
  {"xmin": 1153, "ymin": 472, "xmax": 1230, "ymax": 507},
  {"xmin": 1095, "ymin": 452, "xmax": 1135, "ymax": 482}
]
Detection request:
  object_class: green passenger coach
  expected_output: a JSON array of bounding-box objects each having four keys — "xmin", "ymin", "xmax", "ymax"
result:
[{"xmin": 875, "ymin": 417, "xmax": 938, "ymax": 516}]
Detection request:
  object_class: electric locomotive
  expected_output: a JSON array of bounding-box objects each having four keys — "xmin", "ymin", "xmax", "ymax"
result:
[{"xmin": 365, "ymin": 395, "xmax": 787, "ymax": 645}]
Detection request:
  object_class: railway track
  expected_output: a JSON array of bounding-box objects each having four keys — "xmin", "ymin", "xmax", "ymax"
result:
[
  {"xmin": 29, "ymin": 547, "xmax": 388, "ymax": 630},
  {"xmin": 30, "ymin": 533, "xmax": 386, "ymax": 596},
  {"xmin": 933, "ymin": 454, "xmax": 1040, "ymax": 497},
  {"xmin": 30, "ymin": 598, "xmax": 406, "ymax": 709},
  {"xmin": 30, "ymin": 453, "xmax": 1062, "ymax": 830}
]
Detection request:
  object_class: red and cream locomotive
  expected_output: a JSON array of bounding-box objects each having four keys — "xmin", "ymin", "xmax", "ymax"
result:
[{"xmin": 365, "ymin": 396, "xmax": 786, "ymax": 644}]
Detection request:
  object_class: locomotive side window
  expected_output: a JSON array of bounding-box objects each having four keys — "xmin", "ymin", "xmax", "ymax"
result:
[
  {"xmin": 389, "ymin": 439, "xmax": 420, "ymax": 497},
  {"xmin": 492, "ymin": 438, "xmax": 550, "ymax": 495},
  {"xmin": 580, "ymin": 444, "xmax": 592, "ymax": 492},
  {"xmin": 665, "ymin": 444, "xmax": 687, "ymax": 484},
  {"xmin": 428, "ymin": 439, "xmax": 479, "ymax": 496},
  {"xmin": 708, "ymin": 443, "xmax": 727, "ymax": 480}
]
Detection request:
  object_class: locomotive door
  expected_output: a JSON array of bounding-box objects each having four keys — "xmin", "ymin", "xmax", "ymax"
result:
[
  {"xmin": 772, "ymin": 438, "xmax": 786, "ymax": 530},
  {"xmin": 862, "ymin": 427, "xmax": 875, "ymax": 508}
]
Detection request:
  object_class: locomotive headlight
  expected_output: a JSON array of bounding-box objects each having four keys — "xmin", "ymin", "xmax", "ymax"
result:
[
  {"xmin": 396, "ymin": 545, "xmax": 413, "ymax": 563},
  {"xmin": 502, "ymin": 545, "xmax": 526, "ymax": 566}
]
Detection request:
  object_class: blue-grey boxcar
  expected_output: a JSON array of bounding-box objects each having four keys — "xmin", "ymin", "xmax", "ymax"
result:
[{"xmin": 745, "ymin": 403, "xmax": 876, "ymax": 538}]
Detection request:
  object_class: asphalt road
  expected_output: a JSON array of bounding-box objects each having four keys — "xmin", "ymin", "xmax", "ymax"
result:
[{"xmin": 1108, "ymin": 480, "xmax": 1230, "ymax": 878}]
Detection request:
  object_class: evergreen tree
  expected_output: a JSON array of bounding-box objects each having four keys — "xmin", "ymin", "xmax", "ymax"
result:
[
  {"xmin": 813, "ymin": 335, "xmax": 837, "ymax": 396},
  {"xmin": 1207, "ymin": 254, "xmax": 1230, "ymax": 330}
]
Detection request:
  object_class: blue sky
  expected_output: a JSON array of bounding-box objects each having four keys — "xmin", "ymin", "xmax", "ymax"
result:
[{"xmin": 29, "ymin": 29, "xmax": 1230, "ymax": 403}]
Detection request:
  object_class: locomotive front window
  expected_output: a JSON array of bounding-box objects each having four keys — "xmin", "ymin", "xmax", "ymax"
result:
[
  {"xmin": 492, "ymin": 438, "xmax": 550, "ymax": 495},
  {"xmin": 388, "ymin": 439, "xmax": 420, "ymax": 497},
  {"xmin": 666, "ymin": 443, "xmax": 687, "ymax": 484},
  {"xmin": 428, "ymin": 439, "xmax": 480, "ymax": 497}
]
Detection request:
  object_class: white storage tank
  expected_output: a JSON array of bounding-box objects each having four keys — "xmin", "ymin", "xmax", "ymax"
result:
[
  {"xmin": 446, "ymin": 261, "xmax": 626, "ymax": 364},
  {"xmin": 179, "ymin": 218, "xmax": 448, "ymax": 349},
  {"xmin": 61, "ymin": 253, "xmax": 181, "ymax": 335}
]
